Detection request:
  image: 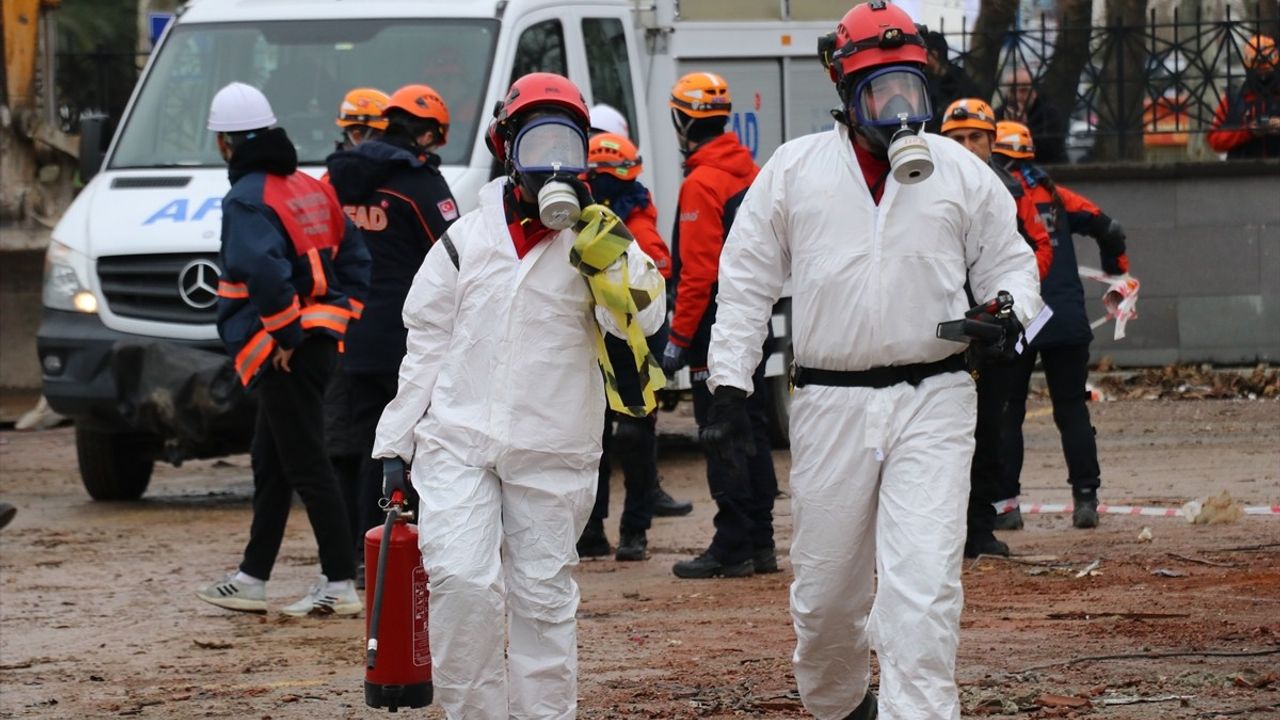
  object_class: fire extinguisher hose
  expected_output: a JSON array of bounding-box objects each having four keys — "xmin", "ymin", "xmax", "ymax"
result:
[{"xmin": 366, "ymin": 504, "xmax": 400, "ymax": 670}]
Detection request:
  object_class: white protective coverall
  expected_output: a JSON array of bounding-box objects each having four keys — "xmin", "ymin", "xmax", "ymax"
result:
[
  {"xmin": 373, "ymin": 178, "xmax": 664, "ymax": 719},
  {"xmin": 708, "ymin": 126, "xmax": 1042, "ymax": 720}
]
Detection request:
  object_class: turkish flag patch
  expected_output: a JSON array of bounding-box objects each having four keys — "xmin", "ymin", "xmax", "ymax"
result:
[{"xmin": 437, "ymin": 198, "xmax": 459, "ymax": 221}]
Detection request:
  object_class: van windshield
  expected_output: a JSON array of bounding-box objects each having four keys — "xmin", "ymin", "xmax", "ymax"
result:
[{"xmin": 110, "ymin": 19, "xmax": 497, "ymax": 169}]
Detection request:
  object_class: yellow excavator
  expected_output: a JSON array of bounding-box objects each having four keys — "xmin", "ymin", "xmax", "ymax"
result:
[{"xmin": 2, "ymin": 0, "xmax": 76, "ymax": 236}]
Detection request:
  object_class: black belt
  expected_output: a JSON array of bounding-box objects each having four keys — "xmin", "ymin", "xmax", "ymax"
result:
[{"xmin": 791, "ymin": 354, "xmax": 967, "ymax": 389}]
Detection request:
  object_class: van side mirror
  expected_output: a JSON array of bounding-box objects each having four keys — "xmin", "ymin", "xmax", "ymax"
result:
[{"xmin": 78, "ymin": 113, "xmax": 111, "ymax": 184}]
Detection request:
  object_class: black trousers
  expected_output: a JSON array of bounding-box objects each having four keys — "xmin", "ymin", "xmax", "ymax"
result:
[
  {"xmin": 967, "ymin": 360, "xmax": 1014, "ymax": 536},
  {"xmin": 692, "ymin": 360, "xmax": 777, "ymax": 565},
  {"xmin": 589, "ymin": 411, "xmax": 658, "ymax": 534},
  {"xmin": 1000, "ymin": 343, "xmax": 1101, "ymax": 500},
  {"xmin": 240, "ymin": 336, "xmax": 356, "ymax": 582},
  {"xmin": 348, "ymin": 371, "xmax": 410, "ymax": 557}
]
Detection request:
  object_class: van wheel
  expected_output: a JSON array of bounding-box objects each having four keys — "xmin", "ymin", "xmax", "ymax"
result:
[{"xmin": 75, "ymin": 425, "xmax": 156, "ymax": 500}]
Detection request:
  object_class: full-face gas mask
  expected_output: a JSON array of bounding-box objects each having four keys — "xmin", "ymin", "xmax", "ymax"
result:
[
  {"xmin": 845, "ymin": 66, "xmax": 934, "ymax": 183},
  {"xmin": 511, "ymin": 115, "xmax": 590, "ymax": 230}
]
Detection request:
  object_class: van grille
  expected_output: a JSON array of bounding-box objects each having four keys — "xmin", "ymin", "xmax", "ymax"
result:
[{"xmin": 97, "ymin": 253, "xmax": 221, "ymax": 325}]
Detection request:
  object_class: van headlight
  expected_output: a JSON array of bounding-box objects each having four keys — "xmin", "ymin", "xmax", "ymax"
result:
[{"xmin": 43, "ymin": 241, "xmax": 98, "ymax": 313}]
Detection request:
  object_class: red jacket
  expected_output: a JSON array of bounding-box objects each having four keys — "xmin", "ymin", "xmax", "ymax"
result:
[
  {"xmin": 1206, "ymin": 82, "xmax": 1280, "ymax": 158},
  {"xmin": 625, "ymin": 197, "xmax": 672, "ymax": 280},
  {"xmin": 1014, "ymin": 187, "xmax": 1053, "ymax": 279},
  {"xmin": 670, "ymin": 132, "xmax": 759, "ymax": 352}
]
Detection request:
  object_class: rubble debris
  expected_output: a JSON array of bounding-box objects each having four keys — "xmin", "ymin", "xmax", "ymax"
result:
[
  {"xmin": 1094, "ymin": 363, "xmax": 1279, "ymax": 400},
  {"xmin": 1152, "ymin": 568, "xmax": 1187, "ymax": 577},
  {"xmin": 1138, "ymin": 526, "xmax": 1154, "ymax": 543},
  {"xmin": 1035, "ymin": 693, "xmax": 1090, "ymax": 708},
  {"xmin": 1182, "ymin": 491, "xmax": 1245, "ymax": 525}
]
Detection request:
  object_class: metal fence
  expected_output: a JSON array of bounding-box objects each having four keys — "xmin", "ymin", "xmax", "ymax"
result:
[{"xmin": 939, "ymin": 8, "xmax": 1279, "ymax": 162}]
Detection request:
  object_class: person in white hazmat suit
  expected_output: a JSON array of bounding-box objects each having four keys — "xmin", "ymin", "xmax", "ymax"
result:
[
  {"xmin": 372, "ymin": 73, "xmax": 665, "ymax": 719},
  {"xmin": 700, "ymin": 3, "xmax": 1043, "ymax": 719}
]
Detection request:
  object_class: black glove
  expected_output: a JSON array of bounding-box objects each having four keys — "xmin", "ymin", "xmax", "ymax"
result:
[
  {"xmin": 967, "ymin": 309, "xmax": 1024, "ymax": 365},
  {"xmin": 382, "ymin": 457, "xmax": 409, "ymax": 502},
  {"xmin": 698, "ymin": 386, "xmax": 756, "ymax": 466}
]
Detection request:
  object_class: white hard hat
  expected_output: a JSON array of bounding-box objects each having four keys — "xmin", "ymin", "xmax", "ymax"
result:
[
  {"xmin": 589, "ymin": 103, "xmax": 630, "ymax": 139},
  {"xmin": 207, "ymin": 82, "xmax": 277, "ymax": 132}
]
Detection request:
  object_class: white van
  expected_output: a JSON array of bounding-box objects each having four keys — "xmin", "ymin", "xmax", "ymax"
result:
[{"xmin": 39, "ymin": 0, "xmax": 945, "ymax": 500}]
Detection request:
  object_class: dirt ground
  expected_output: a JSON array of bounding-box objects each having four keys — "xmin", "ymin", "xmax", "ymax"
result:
[{"xmin": 1, "ymin": 396, "xmax": 1277, "ymax": 719}]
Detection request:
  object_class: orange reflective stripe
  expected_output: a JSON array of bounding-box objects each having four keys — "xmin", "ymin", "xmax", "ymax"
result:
[
  {"xmin": 300, "ymin": 304, "xmax": 352, "ymax": 334},
  {"xmin": 234, "ymin": 329, "xmax": 275, "ymax": 385},
  {"xmin": 217, "ymin": 281, "xmax": 249, "ymax": 299},
  {"xmin": 349, "ymin": 298, "xmax": 365, "ymax": 319},
  {"xmin": 307, "ymin": 248, "xmax": 328, "ymax": 297},
  {"xmin": 262, "ymin": 297, "xmax": 301, "ymax": 332}
]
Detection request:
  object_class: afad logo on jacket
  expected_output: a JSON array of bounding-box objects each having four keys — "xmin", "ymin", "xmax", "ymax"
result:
[{"xmin": 344, "ymin": 201, "xmax": 388, "ymax": 232}]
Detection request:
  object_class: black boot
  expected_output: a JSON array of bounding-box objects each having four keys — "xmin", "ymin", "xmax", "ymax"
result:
[
  {"xmin": 753, "ymin": 547, "xmax": 780, "ymax": 574},
  {"xmin": 993, "ymin": 506, "xmax": 1024, "ymax": 530},
  {"xmin": 652, "ymin": 482, "xmax": 693, "ymax": 517},
  {"xmin": 0, "ymin": 502, "xmax": 15, "ymax": 531},
  {"xmin": 964, "ymin": 532, "xmax": 1010, "ymax": 559},
  {"xmin": 672, "ymin": 552, "xmax": 754, "ymax": 579},
  {"xmin": 615, "ymin": 530, "xmax": 648, "ymax": 561},
  {"xmin": 842, "ymin": 691, "xmax": 877, "ymax": 720},
  {"xmin": 1073, "ymin": 488, "xmax": 1100, "ymax": 529},
  {"xmin": 577, "ymin": 519, "xmax": 611, "ymax": 558}
]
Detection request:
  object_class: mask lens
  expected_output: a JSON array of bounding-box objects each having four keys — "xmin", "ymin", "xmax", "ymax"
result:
[
  {"xmin": 853, "ymin": 68, "xmax": 931, "ymax": 126},
  {"xmin": 513, "ymin": 118, "xmax": 587, "ymax": 174}
]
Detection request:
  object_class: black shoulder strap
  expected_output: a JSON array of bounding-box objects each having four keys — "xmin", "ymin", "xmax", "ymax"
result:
[{"xmin": 439, "ymin": 231, "xmax": 459, "ymax": 270}]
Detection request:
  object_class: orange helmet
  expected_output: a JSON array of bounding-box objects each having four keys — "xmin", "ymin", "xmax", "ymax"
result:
[
  {"xmin": 386, "ymin": 84, "xmax": 451, "ymax": 142},
  {"xmin": 669, "ymin": 72, "xmax": 732, "ymax": 119},
  {"xmin": 336, "ymin": 88, "xmax": 389, "ymax": 130},
  {"xmin": 587, "ymin": 132, "xmax": 642, "ymax": 180},
  {"xmin": 993, "ymin": 120, "xmax": 1035, "ymax": 159},
  {"xmin": 1244, "ymin": 34, "xmax": 1277, "ymax": 73},
  {"xmin": 941, "ymin": 98, "xmax": 996, "ymax": 134},
  {"xmin": 825, "ymin": 0, "xmax": 927, "ymax": 85}
]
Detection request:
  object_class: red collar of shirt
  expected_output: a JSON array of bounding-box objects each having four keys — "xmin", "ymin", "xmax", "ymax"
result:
[
  {"xmin": 504, "ymin": 185, "xmax": 557, "ymax": 259},
  {"xmin": 851, "ymin": 135, "xmax": 891, "ymax": 205}
]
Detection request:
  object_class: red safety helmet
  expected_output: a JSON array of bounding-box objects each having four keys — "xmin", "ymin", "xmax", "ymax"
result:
[
  {"xmin": 488, "ymin": 73, "xmax": 589, "ymax": 162},
  {"xmin": 826, "ymin": 0, "xmax": 927, "ymax": 85},
  {"xmin": 494, "ymin": 73, "xmax": 589, "ymax": 130},
  {"xmin": 386, "ymin": 84, "xmax": 451, "ymax": 143}
]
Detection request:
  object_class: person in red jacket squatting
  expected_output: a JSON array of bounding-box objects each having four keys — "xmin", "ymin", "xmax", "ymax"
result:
[
  {"xmin": 195, "ymin": 83, "xmax": 371, "ymax": 617},
  {"xmin": 705, "ymin": 3, "xmax": 1042, "ymax": 716},
  {"xmin": 940, "ymin": 97, "xmax": 1054, "ymax": 559},
  {"xmin": 663, "ymin": 71, "xmax": 781, "ymax": 580},
  {"xmin": 576, "ymin": 130, "xmax": 694, "ymax": 562},
  {"xmin": 372, "ymin": 73, "xmax": 665, "ymax": 719},
  {"xmin": 992, "ymin": 120, "xmax": 1132, "ymax": 532}
]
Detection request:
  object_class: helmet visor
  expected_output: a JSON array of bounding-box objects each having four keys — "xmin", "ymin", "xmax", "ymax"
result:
[
  {"xmin": 851, "ymin": 67, "xmax": 932, "ymax": 127},
  {"xmin": 512, "ymin": 117, "xmax": 587, "ymax": 175}
]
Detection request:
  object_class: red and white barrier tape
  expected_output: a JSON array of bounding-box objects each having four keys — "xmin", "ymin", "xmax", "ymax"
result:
[{"xmin": 993, "ymin": 499, "xmax": 1280, "ymax": 517}]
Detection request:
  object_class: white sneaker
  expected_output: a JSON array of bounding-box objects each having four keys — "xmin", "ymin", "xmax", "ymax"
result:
[
  {"xmin": 281, "ymin": 576, "xmax": 363, "ymax": 617},
  {"xmin": 196, "ymin": 574, "xmax": 267, "ymax": 614}
]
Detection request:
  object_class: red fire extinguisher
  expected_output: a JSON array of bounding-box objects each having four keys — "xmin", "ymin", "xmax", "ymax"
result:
[{"xmin": 364, "ymin": 489, "xmax": 432, "ymax": 712}]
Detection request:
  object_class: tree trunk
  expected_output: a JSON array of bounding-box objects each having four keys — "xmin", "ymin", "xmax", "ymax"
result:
[
  {"xmin": 1247, "ymin": 0, "xmax": 1280, "ymax": 43},
  {"xmin": 1095, "ymin": 0, "xmax": 1149, "ymax": 161},
  {"xmin": 967, "ymin": 0, "xmax": 1021, "ymax": 100},
  {"xmin": 1040, "ymin": 0, "xmax": 1094, "ymax": 146}
]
